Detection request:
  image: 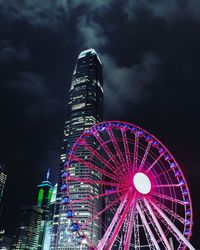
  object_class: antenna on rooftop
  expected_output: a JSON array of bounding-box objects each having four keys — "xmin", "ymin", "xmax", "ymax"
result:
[{"xmin": 46, "ymin": 168, "xmax": 50, "ymax": 181}]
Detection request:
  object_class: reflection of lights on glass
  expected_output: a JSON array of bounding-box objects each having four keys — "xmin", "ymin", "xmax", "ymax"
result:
[{"xmin": 133, "ymin": 172, "xmax": 151, "ymax": 194}]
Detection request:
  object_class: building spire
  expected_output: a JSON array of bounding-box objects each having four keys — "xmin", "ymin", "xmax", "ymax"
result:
[{"xmin": 46, "ymin": 168, "xmax": 50, "ymax": 181}]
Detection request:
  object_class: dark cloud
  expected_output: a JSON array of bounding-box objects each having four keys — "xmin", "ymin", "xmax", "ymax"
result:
[
  {"xmin": 0, "ymin": 40, "xmax": 30, "ymax": 64},
  {"xmin": 1, "ymin": 0, "xmax": 62, "ymax": 28},
  {"xmin": 123, "ymin": 0, "xmax": 200, "ymax": 22},
  {"xmin": 102, "ymin": 52, "xmax": 160, "ymax": 116},
  {"xmin": 77, "ymin": 15, "xmax": 108, "ymax": 48},
  {"xmin": 5, "ymin": 72, "xmax": 47, "ymax": 96},
  {"xmin": 0, "ymin": 0, "xmax": 200, "ymax": 247}
]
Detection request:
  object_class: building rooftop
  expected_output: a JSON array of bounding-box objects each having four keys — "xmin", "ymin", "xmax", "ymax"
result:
[
  {"xmin": 78, "ymin": 48, "xmax": 102, "ymax": 65},
  {"xmin": 37, "ymin": 180, "xmax": 53, "ymax": 188},
  {"xmin": 37, "ymin": 169, "xmax": 53, "ymax": 188}
]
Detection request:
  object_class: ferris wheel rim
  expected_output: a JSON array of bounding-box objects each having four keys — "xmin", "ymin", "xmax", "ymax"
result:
[{"xmin": 64, "ymin": 121, "xmax": 193, "ymax": 249}]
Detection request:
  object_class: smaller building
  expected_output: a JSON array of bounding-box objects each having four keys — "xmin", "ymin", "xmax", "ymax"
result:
[
  {"xmin": 36, "ymin": 170, "xmax": 53, "ymax": 249},
  {"xmin": 0, "ymin": 229, "xmax": 13, "ymax": 250},
  {"xmin": 0, "ymin": 164, "xmax": 7, "ymax": 217},
  {"xmin": 36, "ymin": 170, "xmax": 53, "ymax": 213},
  {"xmin": 12, "ymin": 205, "xmax": 43, "ymax": 250},
  {"xmin": 0, "ymin": 229, "xmax": 4, "ymax": 244},
  {"xmin": 42, "ymin": 184, "xmax": 57, "ymax": 250}
]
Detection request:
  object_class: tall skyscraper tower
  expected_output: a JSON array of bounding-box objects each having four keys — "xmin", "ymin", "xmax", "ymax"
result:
[{"xmin": 51, "ymin": 49, "xmax": 103, "ymax": 249}]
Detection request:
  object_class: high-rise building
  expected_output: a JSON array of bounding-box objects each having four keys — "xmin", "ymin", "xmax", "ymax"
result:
[
  {"xmin": 11, "ymin": 171, "xmax": 53, "ymax": 250},
  {"xmin": 51, "ymin": 49, "xmax": 103, "ymax": 249},
  {"xmin": 12, "ymin": 205, "xmax": 43, "ymax": 250},
  {"xmin": 37, "ymin": 170, "xmax": 53, "ymax": 212},
  {"xmin": 42, "ymin": 184, "xmax": 57, "ymax": 250},
  {"xmin": 36, "ymin": 170, "xmax": 54, "ymax": 249},
  {"xmin": 0, "ymin": 229, "xmax": 13, "ymax": 249},
  {"xmin": 0, "ymin": 164, "xmax": 7, "ymax": 217},
  {"xmin": 0, "ymin": 229, "xmax": 5, "ymax": 245}
]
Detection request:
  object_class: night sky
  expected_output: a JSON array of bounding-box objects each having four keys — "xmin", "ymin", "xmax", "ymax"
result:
[{"xmin": 0, "ymin": 0, "xmax": 200, "ymax": 248}]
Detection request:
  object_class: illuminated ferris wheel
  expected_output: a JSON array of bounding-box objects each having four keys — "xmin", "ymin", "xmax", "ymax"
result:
[{"xmin": 62, "ymin": 121, "xmax": 195, "ymax": 249}]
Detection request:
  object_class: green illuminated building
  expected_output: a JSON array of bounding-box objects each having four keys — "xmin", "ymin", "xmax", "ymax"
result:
[
  {"xmin": 42, "ymin": 184, "xmax": 57, "ymax": 250},
  {"xmin": 37, "ymin": 170, "xmax": 53, "ymax": 211},
  {"xmin": 36, "ymin": 170, "xmax": 53, "ymax": 249},
  {"xmin": 11, "ymin": 171, "xmax": 53, "ymax": 250}
]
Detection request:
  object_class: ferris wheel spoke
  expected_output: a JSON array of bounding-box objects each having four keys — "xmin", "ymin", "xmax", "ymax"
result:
[
  {"xmin": 121, "ymin": 128, "xmax": 132, "ymax": 169},
  {"xmin": 71, "ymin": 153, "xmax": 121, "ymax": 182},
  {"xmin": 67, "ymin": 176, "xmax": 124, "ymax": 188},
  {"xmin": 106, "ymin": 195, "xmax": 134, "ymax": 250},
  {"xmin": 71, "ymin": 187, "xmax": 130, "ymax": 204},
  {"xmin": 143, "ymin": 224, "xmax": 157, "ymax": 250},
  {"xmin": 83, "ymin": 142, "xmax": 125, "ymax": 178},
  {"xmin": 138, "ymin": 141, "xmax": 152, "ymax": 171},
  {"xmin": 151, "ymin": 192, "xmax": 186, "ymax": 205},
  {"xmin": 92, "ymin": 132, "xmax": 122, "ymax": 170},
  {"xmin": 97, "ymin": 194, "xmax": 128, "ymax": 250},
  {"xmin": 149, "ymin": 199, "xmax": 195, "ymax": 250},
  {"xmin": 124, "ymin": 193, "xmax": 138, "ymax": 250},
  {"xmin": 136, "ymin": 204, "xmax": 160, "ymax": 250},
  {"xmin": 107, "ymin": 129, "xmax": 127, "ymax": 168},
  {"xmin": 153, "ymin": 183, "xmax": 180, "ymax": 188},
  {"xmin": 139, "ymin": 200, "xmax": 167, "ymax": 249},
  {"xmin": 99, "ymin": 216, "xmax": 108, "ymax": 232},
  {"xmin": 143, "ymin": 198, "xmax": 172, "ymax": 250},
  {"xmin": 146, "ymin": 153, "xmax": 164, "ymax": 173},
  {"xmin": 153, "ymin": 168, "xmax": 173, "ymax": 179},
  {"xmin": 133, "ymin": 134, "xmax": 139, "ymax": 170},
  {"xmin": 81, "ymin": 193, "xmax": 125, "ymax": 230},
  {"xmin": 151, "ymin": 198, "xmax": 185, "ymax": 224},
  {"xmin": 133, "ymin": 210, "xmax": 140, "ymax": 250}
]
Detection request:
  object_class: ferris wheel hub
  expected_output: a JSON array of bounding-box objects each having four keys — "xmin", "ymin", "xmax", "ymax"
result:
[{"xmin": 133, "ymin": 172, "xmax": 151, "ymax": 194}]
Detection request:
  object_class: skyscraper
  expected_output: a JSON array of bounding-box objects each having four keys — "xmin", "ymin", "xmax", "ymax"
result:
[
  {"xmin": 37, "ymin": 170, "xmax": 53, "ymax": 212},
  {"xmin": 36, "ymin": 170, "xmax": 53, "ymax": 249},
  {"xmin": 0, "ymin": 164, "xmax": 7, "ymax": 217},
  {"xmin": 51, "ymin": 49, "xmax": 103, "ymax": 249},
  {"xmin": 42, "ymin": 184, "xmax": 57, "ymax": 250},
  {"xmin": 12, "ymin": 205, "xmax": 43, "ymax": 250}
]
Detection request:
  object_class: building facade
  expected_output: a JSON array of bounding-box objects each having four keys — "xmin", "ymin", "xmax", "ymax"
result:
[
  {"xmin": 37, "ymin": 173, "xmax": 53, "ymax": 212},
  {"xmin": 36, "ymin": 172, "xmax": 54, "ymax": 249},
  {"xmin": 51, "ymin": 49, "xmax": 103, "ymax": 249},
  {"xmin": 0, "ymin": 164, "xmax": 7, "ymax": 217},
  {"xmin": 12, "ymin": 205, "xmax": 43, "ymax": 250},
  {"xmin": 42, "ymin": 184, "xmax": 57, "ymax": 250},
  {"xmin": 0, "ymin": 229, "xmax": 13, "ymax": 249}
]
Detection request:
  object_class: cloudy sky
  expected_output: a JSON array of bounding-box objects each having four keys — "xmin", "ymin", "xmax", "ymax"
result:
[{"xmin": 0, "ymin": 0, "xmax": 200, "ymax": 247}]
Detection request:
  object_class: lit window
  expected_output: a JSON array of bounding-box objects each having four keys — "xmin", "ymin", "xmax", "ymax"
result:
[{"xmin": 72, "ymin": 103, "xmax": 86, "ymax": 111}]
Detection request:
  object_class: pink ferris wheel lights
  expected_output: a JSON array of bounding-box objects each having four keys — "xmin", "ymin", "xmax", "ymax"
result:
[{"xmin": 63, "ymin": 121, "xmax": 194, "ymax": 250}]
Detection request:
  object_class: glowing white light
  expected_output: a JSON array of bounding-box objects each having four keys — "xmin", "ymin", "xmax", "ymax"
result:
[
  {"xmin": 133, "ymin": 172, "xmax": 151, "ymax": 194},
  {"xmin": 82, "ymin": 239, "xmax": 87, "ymax": 244}
]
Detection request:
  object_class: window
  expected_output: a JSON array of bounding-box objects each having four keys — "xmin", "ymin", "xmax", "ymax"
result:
[{"xmin": 72, "ymin": 103, "xmax": 85, "ymax": 111}]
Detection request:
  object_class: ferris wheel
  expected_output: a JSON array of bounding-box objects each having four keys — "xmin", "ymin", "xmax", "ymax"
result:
[{"xmin": 62, "ymin": 121, "xmax": 195, "ymax": 249}]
